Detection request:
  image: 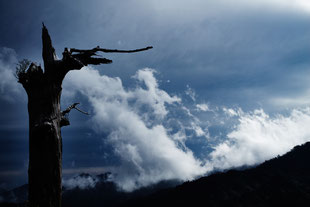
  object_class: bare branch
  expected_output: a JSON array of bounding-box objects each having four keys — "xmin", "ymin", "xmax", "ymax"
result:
[
  {"xmin": 74, "ymin": 106, "xmax": 90, "ymax": 115},
  {"xmin": 71, "ymin": 54, "xmax": 112, "ymax": 65},
  {"xmin": 61, "ymin": 103, "xmax": 89, "ymax": 116},
  {"xmin": 70, "ymin": 46, "xmax": 153, "ymax": 54},
  {"xmin": 61, "ymin": 47, "xmax": 112, "ymax": 71},
  {"xmin": 62, "ymin": 103, "xmax": 78, "ymax": 115},
  {"xmin": 62, "ymin": 46, "xmax": 152, "ymax": 72},
  {"xmin": 60, "ymin": 103, "xmax": 89, "ymax": 127}
]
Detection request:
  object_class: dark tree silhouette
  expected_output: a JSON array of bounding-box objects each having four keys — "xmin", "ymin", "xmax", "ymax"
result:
[{"xmin": 16, "ymin": 24, "xmax": 152, "ymax": 207}]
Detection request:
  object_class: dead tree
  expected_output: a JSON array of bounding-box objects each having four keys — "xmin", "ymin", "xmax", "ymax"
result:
[{"xmin": 16, "ymin": 24, "xmax": 152, "ymax": 207}]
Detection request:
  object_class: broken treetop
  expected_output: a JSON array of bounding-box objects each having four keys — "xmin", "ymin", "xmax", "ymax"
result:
[{"xmin": 17, "ymin": 24, "xmax": 152, "ymax": 87}]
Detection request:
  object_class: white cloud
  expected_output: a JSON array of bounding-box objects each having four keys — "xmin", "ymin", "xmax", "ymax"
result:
[
  {"xmin": 146, "ymin": 0, "xmax": 310, "ymax": 20},
  {"xmin": 209, "ymin": 108, "xmax": 310, "ymax": 169},
  {"xmin": 190, "ymin": 122, "xmax": 208, "ymax": 138},
  {"xmin": 63, "ymin": 66, "xmax": 310, "ymax": 191},
  {"xmin": 297, "ymin": 0, "xmax": 310, "ymax": 12},
  {"xmin": 63, "ymin": 174, "xmax": 99, "ymax": 190},
  {"xmin": 223, "ymin": 0, "xmax": 310, "ymax": 13},
  {"xmin": 0, "ymin": 47, "xmax": 23, "ymax": 101},
  {"xmin": 131, "ymin": 68, "xmax": 181, "ymax": 120},
  {"xmin": 64, "ymin": 67, "xmax": 206, "ymax": 191},
  {"xmin": 196, "ymin": 103, "xmax": 210, "ymax": 112},
  {"xmin": 185, "ymin": 85, "xmax": 196, "ymax": 102},
  {"xmin": 260, "ymin": 0, "xmax": 310, "ymax": 13},
  {"xmin": 223, "ymin": 107, "xmax": 241, "ymax": 117}
]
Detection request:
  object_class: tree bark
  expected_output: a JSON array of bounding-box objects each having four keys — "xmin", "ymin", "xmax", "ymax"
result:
[
  {"xmin": 27, "ymin": 82, "xmax": 62, "ymax": 207},
  {"xmin": 26, "ymin": 25, "xmax": 63, "ymax": 207},
  {"xmin": 17, "ymin": 24, "xmax": 152, "ymax": 207}
]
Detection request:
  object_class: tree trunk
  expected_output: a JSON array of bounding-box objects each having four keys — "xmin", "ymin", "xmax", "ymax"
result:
[
  {"xmin": 16, "ymin": 24, "xmax": 152, "ymax": 207},
  {"xmin": 19, "ymin": 25, "xmax": 66, "ymax": 207},
  {"xmin": 27, "ymin": 82, "xmax": 62, "ymax": 207}
]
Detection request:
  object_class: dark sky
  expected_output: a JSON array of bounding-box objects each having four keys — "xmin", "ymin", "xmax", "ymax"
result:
[{"xmin": 0, "ymin": 0, "xmax": 310, "ymax": 191}]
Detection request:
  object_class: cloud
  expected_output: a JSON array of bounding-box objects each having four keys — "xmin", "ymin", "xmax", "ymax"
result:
[
  {"xmin": 64, "ymin": 66, "xmax": 310, "ymax": 191},
  {"xmin": 209, "ymin": 108, "xmax": 310, "ymax": 169},
  {"xmin": 64, "ymin": 67, "xmax": 206, "ymax": 191},
  {"xmin": 0, "ymin": 47, "xmax": 23, "ymax": 101},
  {"xmin": 185, "ymin": 85, "xmax": 196, "ymax": 102},
  {"xmin": 144, "ymin": 0, "xmax": 310, "ymax": 22},
  {"xmin": 223, "ymin": 107, "xmax": 240, "ymax": 117},
  {"xmin": 190, "ymin": 122, "xmax": 208, "ymax": 138},
  {"xmin": 196, "ymin": 103, "xmax": 210, "ymax": 112},
  {"xmin": 256, "ymin": 0, "xmax": 310, "ymax": 13},
  {"xmin": 63, "ymin": 174, "xmax": 99, "ymax": 190},
  {"xmin": 131, "ymin": 68, "xmax": 181, "ymax": 120}
]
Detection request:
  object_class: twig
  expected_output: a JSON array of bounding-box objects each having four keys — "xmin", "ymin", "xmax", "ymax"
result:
[{"xmin": 62, "ymin": 103, "xmax": 89, "ymax": 116}]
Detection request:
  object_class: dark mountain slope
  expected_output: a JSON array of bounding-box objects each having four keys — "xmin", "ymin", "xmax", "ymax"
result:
[
  {"xmin": 1, "ymin": 142, "xmax": 310, "ymax": 207},
  {"xmin": 123, "ymin": 142, "xmax": 310, "ymax": 207},
  {"xmin": 62, "ymin": 174, "xmax": 179, "ymax": 207},
  {"xmin": 0, "ymin": 184, "xmax": 27, "ymax": 204},
  {"xmin": 0, "ymin": 173, "xmax": 179, "ymax": 207}
]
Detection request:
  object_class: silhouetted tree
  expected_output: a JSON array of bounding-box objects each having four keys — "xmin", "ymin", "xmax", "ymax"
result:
[{"xmin": 16, "ymin": 24, "xmax": 152, "ymax": 207}]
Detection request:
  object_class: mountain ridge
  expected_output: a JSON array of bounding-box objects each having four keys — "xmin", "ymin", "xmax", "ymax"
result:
[
  {"xmin": 121, "ymin": 141, "xmax": 310, "ymax": 207},
  {"xmin": 1, "ymin": 142, "xmax": 310, "ymax": 207}
]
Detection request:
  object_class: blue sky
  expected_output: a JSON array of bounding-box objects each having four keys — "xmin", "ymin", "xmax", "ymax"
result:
[{"xmin": 0, "ymin": 0, "xmax": 310, "ymax": 191}]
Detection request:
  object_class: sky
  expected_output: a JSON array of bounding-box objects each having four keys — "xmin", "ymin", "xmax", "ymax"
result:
[{"xmin": 0, "ymin": 0, "xmax": 310, "ymax": 191}]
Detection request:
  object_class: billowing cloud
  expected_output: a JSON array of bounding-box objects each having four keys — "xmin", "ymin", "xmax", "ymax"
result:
[
  {"xmin": 209, "ymin": 108, "xmax": 310, "ymax": 169},
  {"xmin": 131, "ymin": 69, "xmax": 181, "ymax": 120},
  {"xmin": 0, "ymin": 47, "xmax": 23, "ymax": 101},
  {"xmin": 64, "ymin": 66, "xmax": 310, "ymax": 191},
  {"xmin": 64, "ymin": 67, "xmax": 206, "ymax": 191}
]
